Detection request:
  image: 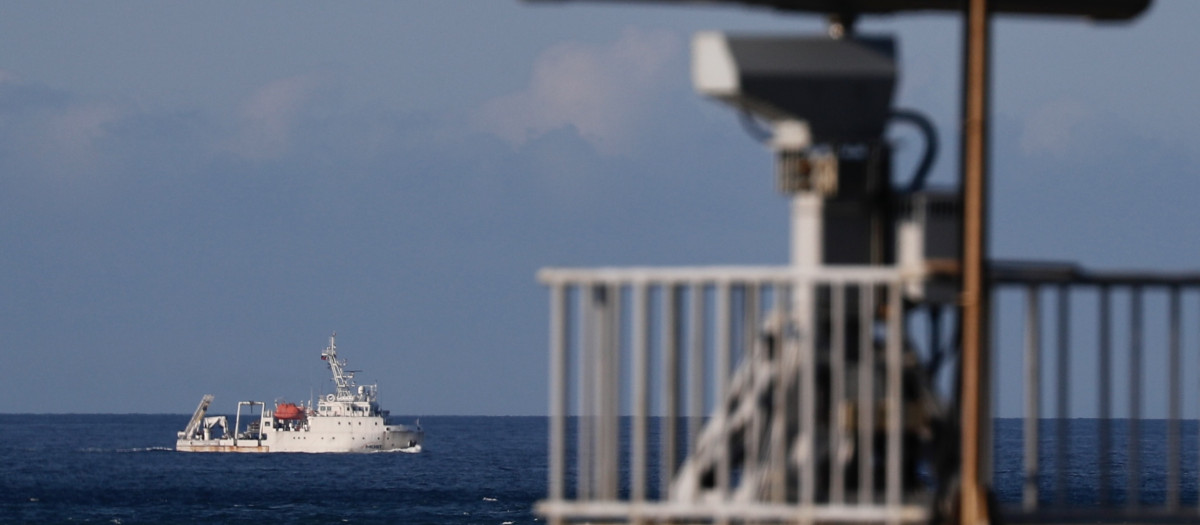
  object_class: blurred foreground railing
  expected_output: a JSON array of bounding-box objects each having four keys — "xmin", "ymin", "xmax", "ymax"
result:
[{"xmin": 536, "ymin": 265, "xmax": 937, "ymax": 524}]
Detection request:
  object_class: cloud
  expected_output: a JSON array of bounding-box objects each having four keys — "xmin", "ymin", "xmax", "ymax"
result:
[
  {"xmin": 1018, "ymin": 98, "xmax": 1092, "ymax": 156},
  {"xmin": 471, "ymin": 27, "xmax": 682, "ymax": 156},
  {"xmin": 0, "ymin": 71, "xmax": 122, "ymax": 182},
  {"xmin": 41, "ymin": 103, "xmax": 120, "ymax": 161},
  {"xmin": 227, "ymin": 71, "xmax": 338, "ymax": 160}
]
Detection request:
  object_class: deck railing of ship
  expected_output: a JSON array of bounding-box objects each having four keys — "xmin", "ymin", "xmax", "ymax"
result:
[
  {"xmin": 535, "ymin": 264, "xmax": 934, "ymax": 524},
  {"xmin": 992, "ymin": 262, "xmax": 1200, "ymax": 523}
]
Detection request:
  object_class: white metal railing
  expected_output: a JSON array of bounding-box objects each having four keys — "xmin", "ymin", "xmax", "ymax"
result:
[
  {"xmin": 993, "ymin": 263, "xmax": 1200, "ymax": 521},
  {"xmin": 536, "ymin": 265, "xmax": 935, "ymax": 524}
]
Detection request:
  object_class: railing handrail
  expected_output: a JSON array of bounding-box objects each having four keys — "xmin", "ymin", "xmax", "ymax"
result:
[
  {"xmin": 992, "ymin": 260, "xmax": 1200, "ymax": 286},
  {"xmin": 538, "ymin": 264, "xmax": 916, "ymax": 286}
]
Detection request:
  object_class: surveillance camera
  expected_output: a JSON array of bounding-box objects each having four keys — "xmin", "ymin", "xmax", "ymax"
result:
[{"xmin": 692, "ymin": 32, "xmax": 897, "ymax": 144}]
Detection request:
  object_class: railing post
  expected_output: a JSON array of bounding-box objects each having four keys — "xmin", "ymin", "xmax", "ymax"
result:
[
  {"xmin": 829, "ymin": 283, "xmax": 846, "ymax": 505},
  {"xmin": 578, "ymin": 284, "xmax": 599, "ymax": 501},
  {"xmin": 1168, "ymin": 286, "xmax": 1181, "ymax": 510},
  {"xmin": 688, "ymin": 283, "xmax": 705, "ymax": 466},
  {"xmin": 601, "ymin": 283, "xmax": 620, "ymax": 500},
  {"xmin": 716, "ymin": 281, "xmax": 732, "ymax": 501},
  {"xmin": 858, "ymin": 283, "xmax": 876, "ymax": 505},
  {"xmin": 548, "ymin": 282, "xmax": 567, "ymax": 510},
  {"xmin": 886, "ymin": 282, "xmax": 904, "ymax": 513},
  {"xmin": 770, "ymin": 280, "xmax": 789, "ymax": 504},
  {"xmin": 1055, "ymin": 285, "xmax": 1069, "ymax": 506},
  {"xmin": 1128, "ymin": 285, "xmax": 1143, "ymax": 509},
  {"xmin": 744, "ymin": 283, "xmax": 764, "ymax": 497},
  {"xmin": 1098, "ymin": 285, "xmax": 1112, "ymax": 504},
  {"xmin": 1023, "ymin": 285, "xmax": 1040, "ymax": 511},
  {"xmin": 631, "ymin": 282, "xmax": 649, "ymax": 503},
  {"xmin": 661, "ymin": 284, "xmax": 682, "ymax": 500},
  {"xmin": 799, "ymin": 277, "xmax": 817, "ymax": 509}
]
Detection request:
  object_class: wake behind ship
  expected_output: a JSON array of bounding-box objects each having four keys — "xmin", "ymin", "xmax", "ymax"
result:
[{"xmin": 176, "ymin": 334, "xmax": 423, "ymax": 453}]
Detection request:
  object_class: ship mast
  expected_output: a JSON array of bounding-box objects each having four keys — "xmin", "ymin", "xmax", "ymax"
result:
[{"xmin": 321, "ymin": 333, "xmax": 356, "ymax": 401}]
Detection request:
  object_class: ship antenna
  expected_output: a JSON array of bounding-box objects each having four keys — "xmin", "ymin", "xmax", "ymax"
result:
[{"xmin": 322, "ymin": 332, "xmax": 356, "ymax": 401}]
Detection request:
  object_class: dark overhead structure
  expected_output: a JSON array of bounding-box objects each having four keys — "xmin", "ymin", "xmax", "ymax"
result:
[
  {"xmin": 692, "ymin": 0, "xmax": 1148, "ymax": 19},
  {"xmin": 536, "ymin": 0, "xmax": 1151, "ymax": 20}
]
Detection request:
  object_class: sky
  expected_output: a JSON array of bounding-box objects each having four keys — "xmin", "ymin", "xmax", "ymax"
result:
[{"xmin": 2, "ymin": 1, "xmax": 1198, "ymax": 417}]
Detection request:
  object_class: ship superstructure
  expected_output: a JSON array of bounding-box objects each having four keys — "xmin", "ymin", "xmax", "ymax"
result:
[{"xmin": 176, "ymin": 334, "xmax": 422, "ymax": 453}]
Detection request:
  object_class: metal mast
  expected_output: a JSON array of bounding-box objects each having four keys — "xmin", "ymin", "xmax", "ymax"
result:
[{"xmin": 321, "ymin": 333, "xmax": 357, "ymax": 401}]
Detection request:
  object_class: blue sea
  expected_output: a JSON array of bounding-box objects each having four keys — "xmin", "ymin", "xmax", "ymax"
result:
[
  {"xmin": 0, "ymin": 415, "xmax": 546, "ymax": 524},
  {"xmin": 991, "ymin": 418, "xmax": 1200, "ymax": 508},
  {"xmin": 1, "ymin": 415, "xmax": 1195, "ymax": 523}
]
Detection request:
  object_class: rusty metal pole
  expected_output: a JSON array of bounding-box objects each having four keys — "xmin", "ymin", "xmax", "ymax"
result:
[{"xmin": 960, "ymin": 0, "xmax": 991, "ymax": 524}]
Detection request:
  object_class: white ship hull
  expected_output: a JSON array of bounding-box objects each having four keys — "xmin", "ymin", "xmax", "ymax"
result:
[{"xmin": 176, "ymin": 414, "xmax": 422, "ymax": 453}]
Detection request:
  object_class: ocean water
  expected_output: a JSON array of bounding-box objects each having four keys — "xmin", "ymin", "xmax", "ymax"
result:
[
  {"xmin": 0, "ymin": 415, "xmax": 546, "ymax": 524},
  {"xmin": 991, "ymin": 418, "xmax": 1200, "ymax": 508},
  {"xmin": 1, "ymin": 415, "xmax": 1193, "ymax": 523}
]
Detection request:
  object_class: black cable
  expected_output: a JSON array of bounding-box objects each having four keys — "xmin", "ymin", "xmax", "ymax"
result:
[
  {"xmin": 737, "ymin": 108, "xmax": 773, "ymax": 144},
  {"xmin": 889, "ymin": 108, "xmax": 938, "ymax": 192}
]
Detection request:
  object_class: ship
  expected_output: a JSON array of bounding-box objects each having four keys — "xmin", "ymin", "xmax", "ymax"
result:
[{"xmin": 175, "ymin": 333, "xmax": 423, "ymax": 453}]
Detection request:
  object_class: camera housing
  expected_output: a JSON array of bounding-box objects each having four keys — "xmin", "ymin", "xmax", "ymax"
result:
[{"xmin": 692, "ymin": 32, "xmax": 897, "ymax": 144}]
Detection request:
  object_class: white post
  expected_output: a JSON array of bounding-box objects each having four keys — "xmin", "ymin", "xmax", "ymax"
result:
[
  {"xmin": 771, "ymin": 118, "xmax": 821, "ymax": 271},
  {"xmin": 234, "ymin": 402, "xmax": 242, "ymax": 447},
  {"xmin": 774, "ymin": 118, "xmax": 824, "ymax": 508},
  {"xmin": 790, "ymin": 192, "xmax": 823, "ymax": 269}
]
